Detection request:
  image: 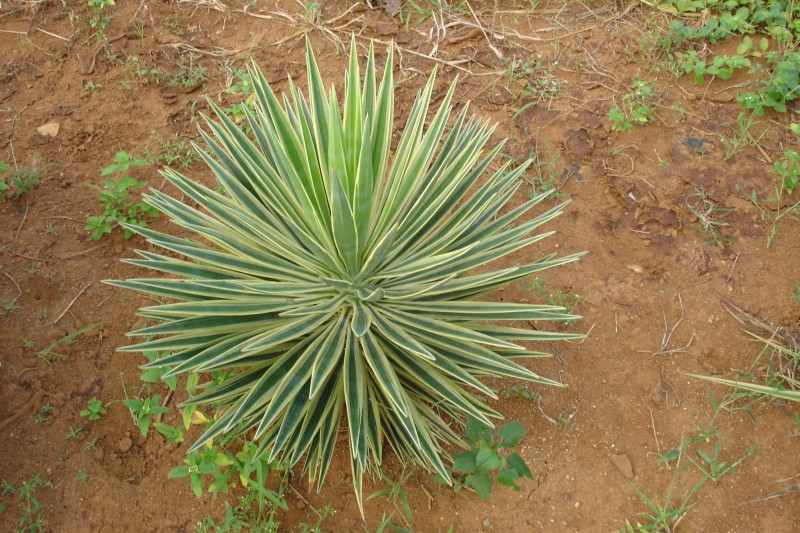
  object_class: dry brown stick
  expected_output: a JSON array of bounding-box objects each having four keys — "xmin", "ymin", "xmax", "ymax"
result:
[
  {"xmin": 52, "ymin": 281, "xmax": 93, "ymax": 324},
  {"xmin": 155, "ymin": 390, "xmax": 174, "ymax": 423},
  {"xmin": 11, "ymin": 251, "xmax": 48, "ymax": 263},
  {"xmin": 80, "ymin": 34, "xmax": 126, "ymax": 75},
  {"xmin": 0, "ymin": 390, "xmax": 43, "ymax": 433},
  {"xmin": 3, "ymin": 271, "xmax": 22, "ymax": 304},
  {"xmin": 14, "ymin": 198, "xmax": 28, "ymax": 241},
  {"xmin": 640, "ymin": 394, "xmax": 663, "ymax": 460},
  {"xmin": 464, "ymin": 0, "xmax": 502, "ymax": 59},
  {"xmin": 36, "ymin": 27, "xmax": 69, "ymax": 41},
  {"xmin": 57, "ymin": 244, "xmax": 107, "ymax": 260},
  {"xmin": 741, "ymin": 482, "xmax": 800, "ymax": 505}
]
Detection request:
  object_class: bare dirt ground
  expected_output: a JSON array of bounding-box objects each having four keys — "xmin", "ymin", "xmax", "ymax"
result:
[{"xmin": 1, "ymin": 1, "xmax": 798, "ymax": 531}]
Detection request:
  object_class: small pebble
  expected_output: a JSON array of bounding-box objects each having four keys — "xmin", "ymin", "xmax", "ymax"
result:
[
  {"xmin": 118, "ymin": 436, "xmax": 133, "ymax": 453},
  {"xmin": 610, "ymin": 453, "xmax": 634, "ymax": 480}
]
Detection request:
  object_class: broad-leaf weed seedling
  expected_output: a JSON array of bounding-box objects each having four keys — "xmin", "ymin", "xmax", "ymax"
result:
[
  {"xmin": 608, "ymin": 79, "xmax": 658, "ymax": 132},
  {"xmin": 0, "ymin": 161, "xmax": 42, "ymax": 201},
  {"xmin": 174, "ymin": 436, "xmax": 289, "ymax": 531},
  {"xmin": 126, "ymin": 54, "xmax": 161, "ymax": 84},
  {"xmin": 88, "ymin": 0, "xmax": 115, "ymax": 39},
  {"xmin": 124, "ymin": 394, "xmax": 168, "ymax": 437},
  {"xmin": 435, "ymin": 417, "xmax": 533, "ymax": 501},
  {"xmin": 10, "ymin": 168, "xmax": 41, "ymax": 200},
  {"xmin": 661, "ymin": 1, "xmax": 800, "ymax": 116},
  {"xmin": 154, "ymin": 422, "xmax": 185, "ymax": 446},
  {"xmin": 34, "ymin": 404, "xmax": 52, "ymax": 425},
  {"xmin": 139, "ymin": 349, "xmax": 178, "ymax": 390},
  {"xmin": 793, "ymin": 282, "xmax": 800, "ymax": 306},
  {"xmin": 86, "ymin": 151, "xmax": 157, "ymax": 240},
  {"xmin": 165, "ymin": 52, "xmax": 208, "ymax": 89},
  {"xmin": 158, "ymin": 135, "xmax": 199, "ymax": 168},
  {"xmin": 503, "ymin": 384, "xmax": 539, "ymax": 401},
  {"xmin": 79, "ymin": 397, "xmax": 106, "ymax": 421},
  {"xmin": 738, "ymin": 50, "xmax": 800, "ymax": 115},
  {"xmin": 221, "ymin": 64, "xmax": 256, "ymax": 126},
  {"xmin": 774, "ymin": 148, "xmax": 799, "ymax": 195},
  {"xmin": 0, "ymin": 473, "xmax": 51, "ymax": 533}
]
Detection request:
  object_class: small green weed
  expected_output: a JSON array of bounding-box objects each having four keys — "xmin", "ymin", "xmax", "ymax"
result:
[
  {"xmin": 126, "ymin": 54, "xmax": 160, "ymax": 84},
  {"xmin": 685, "ymin": 187, "xmax": 732, "ymax": 248},
  {"xmin": 521, "ymin": 275, "xmax": 583, "ymax": 319},
  {"xmin": 0, "ymin": 161, "xmax": 7, "ymax": 197},
  {"xmin": 501, "ymin": 57, "xmax": 562, "ymax": 113},
  {"xmin": 75, "ymin": 472, "xmax": 89, "ymax": 483},
  {"xmin": 773, "ymin": 149, "xmax": 799, "ymax": 195},
  {"xmin": 166, "ymin": 52, "xmax": 208, "ymax": 89},
  {"xmin": 690, "ymin": 303, "xmax": 799, "ymax": 403},
  {"xmin": 367, "ymin": 469, "xmax": 414, "ymax": 529},
  {"xmin": 85, "ymin": 151, "xmax": 157, "ymax": 240},
  {"xmin": 721, "ymin": 111, "xmax": 766, "ymax": 160},
  {"xmin": 0, "ymin": 473, "xmax": 51, "ymax": 533},
  {"xmin": 65, "ymin": 426, "xmax": 85, "ymax": 440},
  {"xmin": 84, "ymin": 81, "xmax": 102, "ymax": 92},
  {"xmin": 436, "ymin": 417, "xmax": 533, "ymax": 501},
  {"xmin": 503, "ymin": 384, "xmax": 539, "ymax": 401},
  {"xmin": 158, "ymin": 135, "xmax": 199, "ymax": 168},
  {"xmin": 154, "ymin": 422, "xmax": 184, "ymax": 446},
  {"xmin": 621, "ymin": 426, "xmax": 754, "ymax": 532},
  {"xmin": 738, "ymin": 50, "xmax": 800, "ymax": 115},
  {"xmin": 1, "ymin": 161, "xmax": 42, "ymax": 201},
  {"xmin": 79, "ymin": 397, "xmax": 107, "ymax": 421},
  {"xmin": 37, "ymin": 324, "xmax": 98, "ymax": 364},
  {"xmin": 175, "ymin": 437, "xmax": 288, "ymax": 532},
  {"xmin": 299, "ymin": 505, "xmax": 335, "ymax": 533},
  {"xmin": 9, "ymin": 169, "xmax": 41, "ymax": 200},
  {"xmin": 221, "ymin": 64, "xmax": 255, "ymax": 125},
  {"xmin": 88, "ymin": 0, "xmax": 115, "ymax": 38},
  {"xmin": 124, "ymin": 394, "xmax": 168, "ymax": 437},
  {"xmin": 515, "ymin": 146, "xmax": 567, "ymax": 200},
  {"xmin": 793, "ymin": 282, "xmax": 800, "ymax": 306},
  {"xmin": 737, "ymin": 159, "xmax": 800, "ymax": 247},
  {"xmin": 609, "ymin": 78, "xmax": 658, "ymax": 132},
  {"xmin": 34, "ymin": 404, "xmax": 51, "ymax": 425}
]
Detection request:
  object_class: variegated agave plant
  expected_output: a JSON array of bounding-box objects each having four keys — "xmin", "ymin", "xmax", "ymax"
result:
[{"xmin": 110, "ymin": 38, "xmax": 582, "ymax": 506}]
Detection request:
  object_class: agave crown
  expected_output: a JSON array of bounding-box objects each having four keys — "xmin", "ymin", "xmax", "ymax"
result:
[{"xmin": 109, "ymin": 38, "xmax": 583, "ymax": 506}]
